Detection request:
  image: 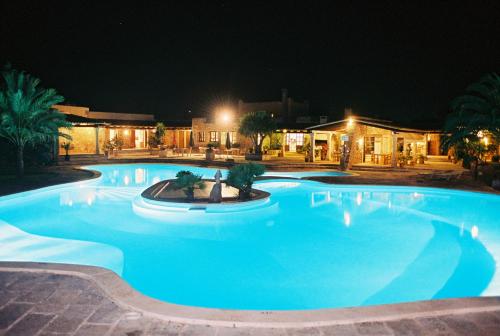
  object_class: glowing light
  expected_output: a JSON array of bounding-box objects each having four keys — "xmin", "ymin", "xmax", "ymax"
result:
[
  {"xmin": 356, "ymin": 192, "xmax": 362, "ymax": 206},
  {"xmin": 124, "ymin": 129, "xmax": 130, "ymax": 136},
  {"xmin": 388, "ymin": 200, "xmax": 392, "ymax": 209},
  {"xmin": 477, "ymin": 130, "xmax": 484, "ymax": 138},
  {"xmin": 347, "ymin": 117, "xmax": 354, "ymax": 128},
  {"xmin": 357, "ymin": 138, "xmax": 364, "ymax": 146},
  {"xmin": 87, "ymin": 196, "xmax": 93, "ymax": 206},
  {"xmin": 483, "ymin": 137, "xmax": 489, "ymax": 146},
  {"xmin": 123, "ymin": 175, "xmax": 130, "ymax": 186},
  {"xmin": 343, "ymin": 211, "xmax": 351, "ymax": 227},
  {"xmin": 471, "ymin": 225, "xmax": 479, "ymax": 239}
]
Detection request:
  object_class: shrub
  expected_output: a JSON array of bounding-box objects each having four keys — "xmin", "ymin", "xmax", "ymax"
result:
[
  {"xmin": 172, "ymin": 170, "xmax": 205, "ymax": 201},
  {"xmin": 226, "ymin": 163, "xmax": 265, "ymax": 200}
]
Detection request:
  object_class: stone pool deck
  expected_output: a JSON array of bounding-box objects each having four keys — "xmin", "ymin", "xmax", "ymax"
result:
[{"xmin": 1, "ymin": 264, "xmax": 500, "ymax": 335}]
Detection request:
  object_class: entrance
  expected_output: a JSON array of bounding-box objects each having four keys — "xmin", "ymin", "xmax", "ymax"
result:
[{"xmin": 135, "ymin": 130, "xmax": 146, "ymax": 148}]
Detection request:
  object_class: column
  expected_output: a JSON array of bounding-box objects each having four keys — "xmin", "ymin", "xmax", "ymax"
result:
[
  {"xmin": 423, "ymin": 133, "xmax": 428, "ymax": 156},
  {"xmin": 95, "ymin": 126, "xmax": 100, "ymax": 155},
  {"xmin": 327, "ymin": 132, "xmax": 332, "ymax": 161},
  {"xmin": 281, "ymin": 132, "xmax": 286, "ymax": 157},
  {"xmin": 391, "ymin": 132, "xmax": 398, "ymax": 167},
  {"xmin": 310, "ymin": 132, "xmax": 315, "ymax": 162}
]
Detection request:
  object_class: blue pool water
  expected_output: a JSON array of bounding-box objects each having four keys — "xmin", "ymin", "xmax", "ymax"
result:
[{"xmin": 0, "ymin": 163, "xmax": 499, "ymax": 310}]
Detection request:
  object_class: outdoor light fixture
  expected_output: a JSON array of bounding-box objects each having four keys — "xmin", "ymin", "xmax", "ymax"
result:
[{"xmin": 347, "ymin": 117, "xmax": 354, "ymax": 128}]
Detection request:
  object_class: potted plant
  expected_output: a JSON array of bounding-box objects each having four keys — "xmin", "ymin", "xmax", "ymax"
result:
[
  {"xmin": 60, "ymin": 141, "xmax": 72, "ymax": 161},
  {"xmin": 226, "ymin": 163, "xmax": 266, "ymax": 200},
  {"xmin": 303, "ymin": 143, "xmax": 311, "ymax": 162},
  {"xmin": 172, "ymin": 170, "xmax": 206, "ymax": 202},
  {"xmin": 113, "ymin": 135, "xmax": 124, "ymax": 150},
  {"xmin": 417, "ymin": 154, "xmax": 426, "ymax": 164},
  {"xmin": 103, "ymin": 140, "xmax": 115, "ymax": 158},
  {"xmin": 206, "ymin": 143, "xmax": 217, "ymax": 161},
  {"xmin": 398, "ymin": 153, "xmax": 406, "ymax": 168}
]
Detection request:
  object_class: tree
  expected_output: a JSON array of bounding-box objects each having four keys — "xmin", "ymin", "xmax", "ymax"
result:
[
  {"xmin": 0, "ymin": 65, "xmax": 71, "ymax": 177},
  {"xmin": 172, "ymin": 170, "xmax": 206, "ymax": 201},
  {"xmin": 226, "ymin": 163, "xmax": 265, "ymax": 200},
  {"xmin": 443, "ymin": 73, "xmax": 500, "ymax": 178},
  {"xmin": 238, "ymin": 111, "xmax": 276, "ymax": 154}
]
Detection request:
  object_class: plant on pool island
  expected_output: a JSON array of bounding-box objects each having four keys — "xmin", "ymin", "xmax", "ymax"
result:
[
  {"xmin": 226, "ymin": 163, "xmax": 266, "ymax": 200},
  {"xmin": 172, "ymin": 170, "xmax": 206, "ymax": 201},
  {"xmin": 238, "ymin": 111, "xmax": 276, "ymax": 155},
  {"xmin": 0, "ymin": 64, "xmax": 72, "ymax": 177}
]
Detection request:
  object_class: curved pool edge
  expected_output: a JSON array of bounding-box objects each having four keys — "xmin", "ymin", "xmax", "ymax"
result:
[{"xmin": 1, "ymin": 262, "xmax": 499, "ymax": 328}]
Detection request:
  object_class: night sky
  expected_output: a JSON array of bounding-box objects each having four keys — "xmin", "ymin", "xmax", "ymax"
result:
[{"xmin": 2, "ymin": 1, "xmax": 499, "ymax": 125}]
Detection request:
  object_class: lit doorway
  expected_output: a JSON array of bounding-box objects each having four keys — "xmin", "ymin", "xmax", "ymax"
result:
[{"xmin": 135, "ymin": 129, "xmax": 146, "ymax": 148}]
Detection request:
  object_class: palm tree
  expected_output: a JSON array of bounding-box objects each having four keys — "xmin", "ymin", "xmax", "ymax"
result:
[
  {"xmin": 443, "ymin": 73, "xmax": 500, "ymax": 177},
  {"xmin": 0, "ymin": 65, "xmax": 72, "ymax": 177},
  {"xmin": 446, "ymin": 73, "xmax": 500, "ymax": 139}
]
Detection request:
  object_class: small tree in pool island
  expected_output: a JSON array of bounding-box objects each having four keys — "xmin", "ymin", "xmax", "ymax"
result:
[
  {"xmin": 239, "ymin": 111, "xmax": 276, "ymax": 156},
  {"xmin": 226, "ymin": 163, "xmax": 266, "ymax": 200},
  {"xmin": 172, "ymin": 170, "xmax": 206, "ymax": 201}
]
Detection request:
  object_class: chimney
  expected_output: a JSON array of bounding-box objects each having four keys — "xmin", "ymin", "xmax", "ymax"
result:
[
  {"xmin": 344, "ymin": 106, "xmax": 353, "ymax": 118},
  {"xmin": 281, "ymin": 88, "xmax": 289, "ymax": 121}
]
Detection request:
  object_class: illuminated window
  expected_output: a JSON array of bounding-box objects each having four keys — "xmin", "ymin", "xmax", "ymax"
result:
[
  {"xmin": 364, "ymin": 137, "xmax": 375, "ymax": 154},
  {"xmin": 209, "ymin": 131, "xmax": 219, "ymax": 142},
  {"xmin": 221, "ymin": 131, "xmax": 237, "ymax": 143},
  {"xmin": 285, "ymin": 133, "xmax": 304, "ymax": 145},
  {"xmin": 198, "ymin": 131, "xmax": 206, "ymax": 142}
]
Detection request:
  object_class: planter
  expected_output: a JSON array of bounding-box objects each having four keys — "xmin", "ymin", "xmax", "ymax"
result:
[
  {"xmin": 245, "ymin": 153, "xmax": 272, "ymax": 161},
  {"xmin": 206, "ymin": 151, "xmax": 215, "ymax": 161},
  {"xmin": 159, "ymin": 149, "xmax": 168, "ymax": 158}
]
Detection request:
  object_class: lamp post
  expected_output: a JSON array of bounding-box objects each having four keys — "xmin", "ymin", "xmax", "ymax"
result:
[{"xmin": 218, "ymin": 107, "xmax": 233, "ymax": 159}]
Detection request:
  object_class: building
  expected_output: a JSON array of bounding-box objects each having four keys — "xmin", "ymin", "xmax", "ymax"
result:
[
  {"xmin": 54, "ymin": 105, "xmax": 191, "ymax": 155},
  {"xmin": 192, "ymin": 89, "xmax": 317, "ymax": 152},
  {"xmin": 306, "ymin": 114, "xmax": 442, "ymax": 167}
]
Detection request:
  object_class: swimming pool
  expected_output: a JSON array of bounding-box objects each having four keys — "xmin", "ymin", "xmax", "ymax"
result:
[{"xmin": 0, "ymin": 163, "xmax": 499, "ymax": 310}]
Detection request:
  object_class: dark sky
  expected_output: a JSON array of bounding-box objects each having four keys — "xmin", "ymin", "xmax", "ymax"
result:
[{"xmin": 2, "ymin": 1, "xmax": 499, "ymax": 124}]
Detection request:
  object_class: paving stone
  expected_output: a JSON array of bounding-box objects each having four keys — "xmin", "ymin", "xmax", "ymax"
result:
[
  {"xmin": 110, "ymin": 317, "xmax": 153, "ymax": 336},
  {"xmin": 74, "ymin": 287, "xmax": 105, "ymax": 306},
  {"xmin": 354, "ymin": 321, "xmax": 394, "ymax": 335},
  {"xmin": 0, "ymin": 303, "xmax": 33, "ymax": 330},
  {"xmin": 317, "ymin": 324, "xmax": 358, "ymax": 336},
  {"xmin": 386, "ymin": 319, "xmax": 423, "ymax": 336},
  {"xmin": 50, "ymin": 274, "xmax": 91, "ymax": 291},
  {"xmin": 286, "ymin": 327, "xmax": 320, "ymax": 335},
  {"xmin": 179, "ymin": 324, "xmax": 217, "ymax": 335},
  {"xmin": 31, "ymin": 303, "xmax": 67, "ymax": 314},
  {"xmin": 462, "ymin": 311, "xmax": 500, "ymax": 327},
  {"xmin": 0, "ymin": 273, "xmax": 19, "ymax": 288},
  {"xmin": 441, "ymin": 316, "xmax": 483, "ymax": 336},
  {"xmin": 46, "ymin": 288, "xmax": 83, "ymax": 305},
  {"xmin": 87, "ymin": 301, "xmax": 125, "ymax": 323},
  {"xmin": 0, "ymin": 291, "xmax": 18, "ymax": 308},
  {"xmin": 146, "ymin": 321, "xmax": 185, "ymax": 336},
  {"xmin": 74, "ymin": 322, "xmax": 112, "ymax": 335},
  {"xmin": 43, "ymin": 305, "xmax": 95, "ymax": 333},
  {"xmin": 415, "ymin": 317, "xmax": 452, "ymax": 334},
  {"xmin": 216, "ymin": 327, "xmax": 288, "ymax": 336},
  {"xmin": 7, "ymin": 273, "xmax": 50, "ymax": 291},
  {"xmin": 4, "ymin": 313, "xmax": 54, "ymax": 336},
  {"xmin": 15, "ymin": 282, "xmax": 57, "ymax": 303}
]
